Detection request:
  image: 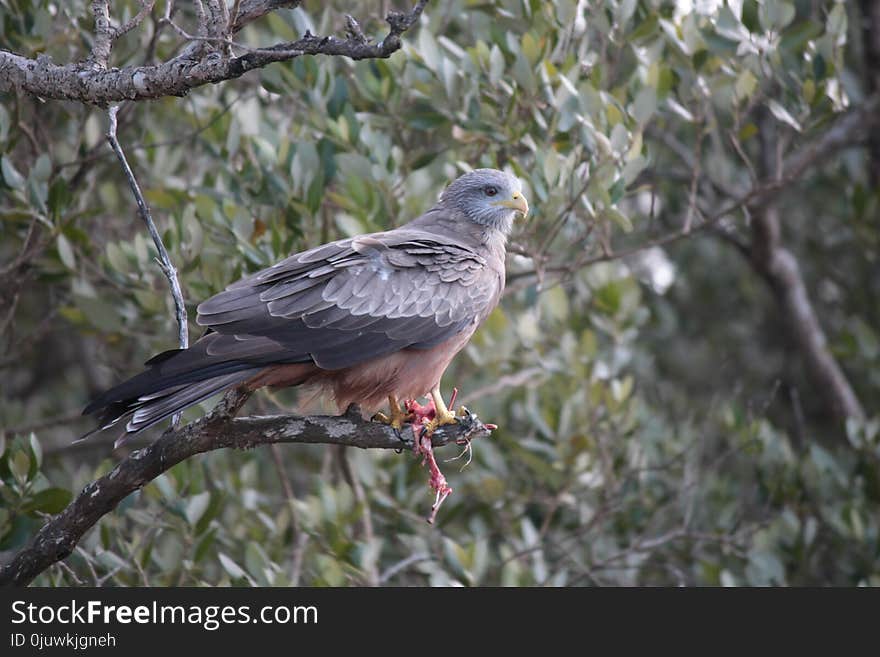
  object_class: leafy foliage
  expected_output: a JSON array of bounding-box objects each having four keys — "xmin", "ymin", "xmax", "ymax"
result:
[{"xmin": 1, "ymin": 0, "xmax": 878, "ymax": 585}]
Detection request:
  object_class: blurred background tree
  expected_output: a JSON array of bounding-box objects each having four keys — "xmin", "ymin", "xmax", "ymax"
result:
[{"xmin": 1, "ymin": 0, "xmax": 878, "ymax": 586}]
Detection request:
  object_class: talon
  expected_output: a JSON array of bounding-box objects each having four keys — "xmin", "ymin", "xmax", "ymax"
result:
[
  {"xmin": 422, "ymin": 410, "xmax": 457, "ymax": 436},
  {"xmin": 424, "ymin": 387, "xmax": 458, "ymax": 432},
  {"xmin": 373, "ymin": 395, "xmax": 412, "ymax": 431}
]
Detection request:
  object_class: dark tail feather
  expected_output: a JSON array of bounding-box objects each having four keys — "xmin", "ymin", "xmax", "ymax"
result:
[
  {"xmin": 81, "ymin": 366, "xmax": 262, "ymax": 443},
  {"xmin": 117, "ymin": 369, "xmax": 262, "ymax": 443},
  {"xmin": 81, "ymin": 331, "xmax": 300, "ymax": 441},
  {"xmin": 82, "ymin": 360, "xmax": 258, "ymax": 417}
]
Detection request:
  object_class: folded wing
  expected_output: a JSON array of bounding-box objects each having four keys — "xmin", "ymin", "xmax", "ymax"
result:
[{"xmin": 195, "ymin": 228, "xmax": 498, "ymax": 369}]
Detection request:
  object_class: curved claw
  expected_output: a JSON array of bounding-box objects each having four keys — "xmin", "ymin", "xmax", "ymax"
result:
[
  {"xmin": 421, "ymin": 408, "xmax": 458, "ymax": 437},
  {"xmin": 373, "ymin": 396, "xmax": 413, "ymax": 431}
]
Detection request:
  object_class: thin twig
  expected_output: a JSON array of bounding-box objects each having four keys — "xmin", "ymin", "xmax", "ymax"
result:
[
  {"xmin": 159, "ymin": 17, "xmax": 304, "ymax": 57},
  {"xmin": 106, "ymin": 105, "xmax": 189, "ymax": 353},
  {"xmin": 228, "ymin": 0, "xmax": 242, "ymax": 32},
  {"xmin": 115, "ymin": 0, "xmax": 157, "ymax": 39}
]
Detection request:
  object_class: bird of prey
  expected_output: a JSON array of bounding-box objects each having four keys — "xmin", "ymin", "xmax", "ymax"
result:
[{"xmin": 83, "ymin": 168, "xmax": 528, "ymax": 518}]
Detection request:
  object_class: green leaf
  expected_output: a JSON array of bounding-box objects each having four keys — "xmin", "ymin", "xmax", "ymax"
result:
[
  {"xmin": 610, "ymin": 123, "xmax": 629, "ymax": 154},
  {"xmin": 194, "ymin": 527, "xmax": 217, "ymax": 563},
  {"xmin": 106, "ymin": 241, "xmax": 128, "ymax": 273},
  {"xmin": 759, "ymin": 0, "xmax": 796, "ymax": 32},
  {"xmin": 417, "ymin": 27, "xmax": 441, "ymax": 71},
  {"xmin": 632, "ymin": 87, "xmax": 657, "ymax": 125},
  {"xmin": 609, "ymin": 178, "xmax": 627, "ymax": 204},
  {"xmin": 185, "ymin": 491, "xmax": 211, "ymax": 527},
  {"xmin": 700, "ymin": 30, "xmax": 738, "ymax": 56},
  {"xmin": 10, "ymin": 451, "xmax": 30, "ymax": 486},
  {"xmin": 48, "ymin": 178, "xmax": 71, "ymax": 217},
  {"xmin": 767, "ymin": 99, "xmax": 802, "ymax": 131},
  {"xmin": 521, "ymin": 33, "xmax": 541, "ymax": 64},
  {"xmin": 1, "ymin": 156, "xmax": 25, "ymax": 190},
  {"xmin": 23, "ymin": 487, "xmax": 72, "ymax": 514},
  {"xmin": 489, "ymin": 45, "xmax": 505, "ymax": 85},
  {"xmin": 31, "ymin": 154, "xmax": 52, "ymax": 182},
  {"xmin": 735, "ymin": 69, "xmax": 758, "ymax": 102},
  {"xmin": 245, "ymin": 542, "xmax": 272, "ymax": 586},
  {"xmin": 780, "ymin": 20, "xmax": 823, "ymax": 54},
  {"xmin": 0, "ymin": 105, "xmax": 9, "ymax": 143},
  {"xmin": 826, "ymin": 3, "xmax": 846, "ymax": 42},
  {"xmin": 28, "ymin": 433, "xmax": 42, "ymax": 470},
  {"xmin": 739, "ymin": 123, "xmax": 758, "ymax": 141},
  {"xmin": 629, "ymin": 13, "xmax": 658, "ymax": 41},
  {"xmin": 605, "ymin": 208, "xmax": 633, "ymax": 233},
  {"xmin": 72, "ymin": 295, "xmax": 121, "ymax": 332},
  {"xmin": 56, "ymin": 233, "xmax": 76, "ymax": 270},
  {"xmin": 542, "ymin": 285, "xmax": 569, "ymax": 322}
]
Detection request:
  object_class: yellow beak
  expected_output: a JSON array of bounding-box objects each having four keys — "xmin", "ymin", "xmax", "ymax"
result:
[{"xmin": 494, "ymin": 191, "xmax": 529, "ymax": 218}]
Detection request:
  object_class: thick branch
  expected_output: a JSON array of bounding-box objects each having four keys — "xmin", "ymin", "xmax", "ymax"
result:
[
  {"xmin": 0, "ymin": 1, "xmax": 428, "ymax": 104},
  {"xmin": 752, "ymin": 114, "xmax": 865, "ymax": 421},
  {"xmin": 0, "ymin": 392, "xmax": 493, "ymax": 587}
]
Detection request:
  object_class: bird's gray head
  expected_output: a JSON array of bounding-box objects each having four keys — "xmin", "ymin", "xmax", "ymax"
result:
[{"xmin": 439, "ymin": 168, "xmax": 529, "ymax": 234}]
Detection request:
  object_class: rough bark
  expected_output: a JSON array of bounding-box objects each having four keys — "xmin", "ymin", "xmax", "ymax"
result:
[
  {"xmin": 750, "ymin": 115, "xmax": 865, "ymax": 422},
  {"xmin": 0, "ymin": 1, "xmax": 428, "ymax": 104},
  {"xmin": 0, "ymin": 389, "xmax": 493, "ymax": 587}
]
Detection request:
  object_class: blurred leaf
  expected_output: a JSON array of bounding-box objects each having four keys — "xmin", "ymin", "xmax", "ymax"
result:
[
  {"xmin": 22, "ymin": 487, "xmax": 72, "ymax": 514},
  {"xmin": 56, "ymin": 233, "xmax": 76, "ymax": 270},
  {"xmin": 767, "ymin": 99, "xmax": 802, "ymax": 131},
  {"xmin": 218, "ymin": 553, "xmax": 248, "ymax": 580},
  {"xmin": 185, "ymin": 491, "xmax": 211, "ymax": 527},
  {"xmin": 1, "ymin": 156, "xmax": 25, "ymax": 189}
]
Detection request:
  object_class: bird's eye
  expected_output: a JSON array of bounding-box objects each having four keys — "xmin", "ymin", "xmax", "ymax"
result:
[{"xmin": 485, "ymin": 186, "xmax": 498, "ymax": 197}]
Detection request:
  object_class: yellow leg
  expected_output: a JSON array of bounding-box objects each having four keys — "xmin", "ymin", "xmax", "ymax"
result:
[
  {"xmin": 423, "ymin": 386, "xmax": 458, "ymax": 433},
  {"xmin": 372, "ymin": 395, "xmax": 410, "ymax": 430}
]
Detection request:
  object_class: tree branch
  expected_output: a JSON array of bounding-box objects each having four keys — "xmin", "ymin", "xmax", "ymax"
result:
[
  {"xmin": 117, "ymin": 1, "xmax": 159, "ymax": 40},
  {"xmin": 106, "ymin": 105, "xmax": 189, "ymax": 359},
  {"xmin": 750, "ymin": 113, "xmax": 865, "ymax": 421},
  {"xmin": 0, "ymin": 391, "xmax": 493, "ymax": 587},
  {"xmin": 88, "ymin": 0, "xmax": 114, "ymax": 70},
  {"xmin": 0, "ymin": 1, "xmax": 428, "ymax": 104}
]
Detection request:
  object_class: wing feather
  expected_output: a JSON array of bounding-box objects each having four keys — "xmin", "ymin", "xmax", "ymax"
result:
[{"xmin": 194, "ymin": 224, "xmax": 500, "ymax": 371}]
